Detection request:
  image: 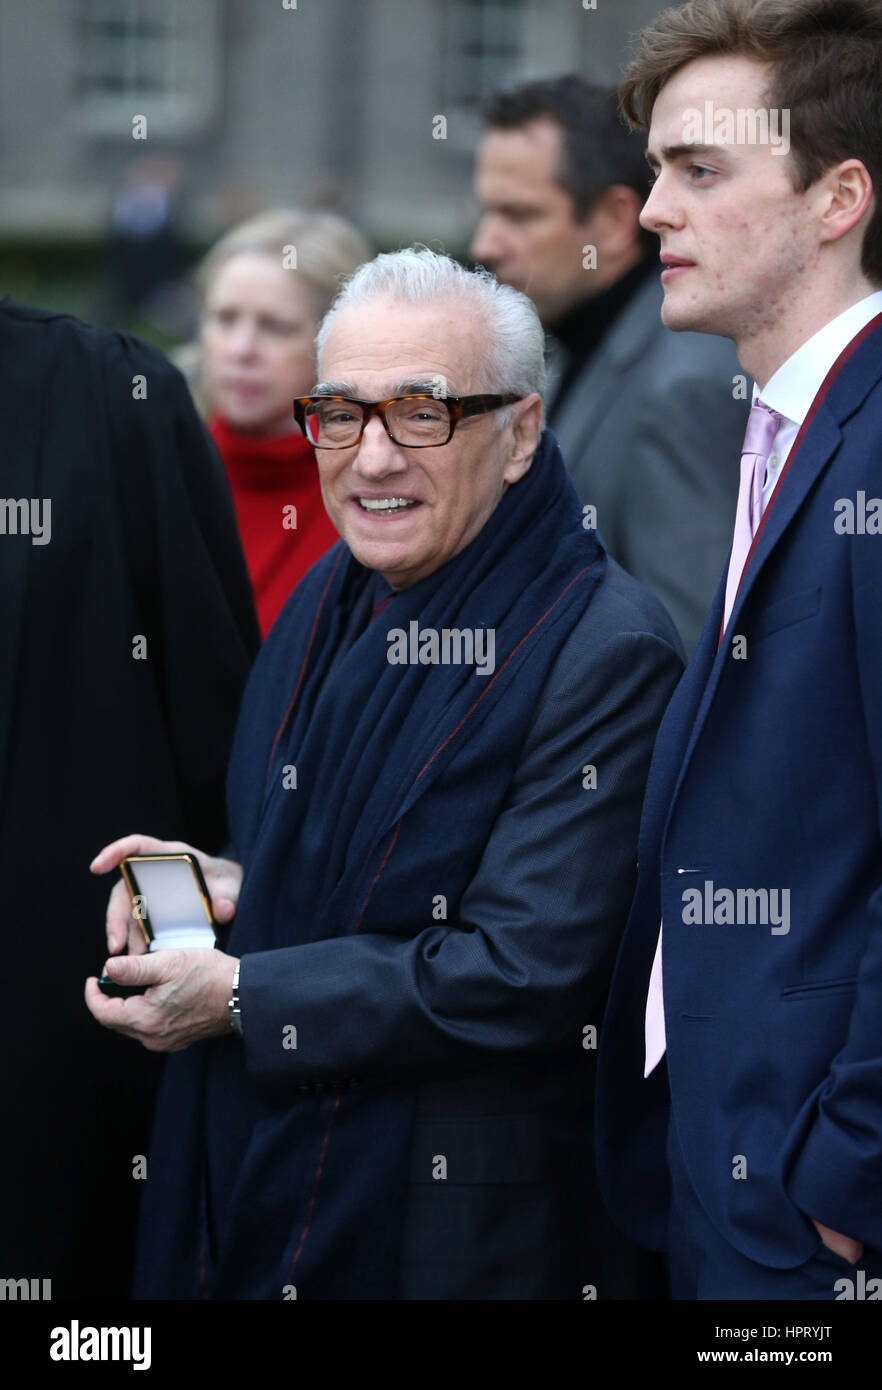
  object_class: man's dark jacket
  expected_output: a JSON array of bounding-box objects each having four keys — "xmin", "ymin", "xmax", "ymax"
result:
[
  {"xmin": 133, "ymin": 430, "xmax": 684, "ymax": 1300},
  {"xmin": 0, "ymin": 300, "xmax": 259, "ymax": 1297}
]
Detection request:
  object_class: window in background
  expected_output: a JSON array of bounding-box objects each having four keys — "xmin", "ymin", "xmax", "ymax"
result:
[
  {"xmin": 442, "ymin": 0, "xmax": 528, "ymax": 148},
  {"xmin": 75, "ymin": 0, "xmax": 219, "ymax": 138}
]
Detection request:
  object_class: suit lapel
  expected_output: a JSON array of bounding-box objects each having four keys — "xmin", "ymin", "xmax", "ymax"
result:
[
  {"xmin": 660, "ymin": 393, "xmax": 856, "ymax": 844},
  {"xmin": 724, "ymin": 404, "xmax": 842, "ymax": 641}
]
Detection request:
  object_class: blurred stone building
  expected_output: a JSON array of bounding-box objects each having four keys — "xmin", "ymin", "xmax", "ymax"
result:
[
  {"xmin": 0, "ymin": 0, "xmax": 669, "ymax": 317},
  {"xmin": 0, "ymin": 0, "xmax": 674, "ymax": 240}
]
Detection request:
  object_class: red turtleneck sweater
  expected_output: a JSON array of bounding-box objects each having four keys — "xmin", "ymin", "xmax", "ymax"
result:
[{"xmin": 209, "ymin": 415, "xmax": 340, "ymax": 638}]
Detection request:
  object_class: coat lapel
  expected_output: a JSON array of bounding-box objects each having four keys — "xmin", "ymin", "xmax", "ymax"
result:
[
  {"xmin": 659, "ymin": 347, "xmax": 877, "ymax": 844},
  {"xmin": 724, "ymin": 403, "xmax": 842, "ymax": 643}
]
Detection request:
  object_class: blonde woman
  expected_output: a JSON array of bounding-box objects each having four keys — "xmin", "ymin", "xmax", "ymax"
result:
[{"xmin": 195, "ymin": 209, "xmax": 370, "ymax": 636}]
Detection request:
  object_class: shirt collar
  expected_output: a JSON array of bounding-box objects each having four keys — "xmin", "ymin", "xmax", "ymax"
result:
[{"xmin": 752, "ymin": 289, "xmax": 882, "ymax": 425}]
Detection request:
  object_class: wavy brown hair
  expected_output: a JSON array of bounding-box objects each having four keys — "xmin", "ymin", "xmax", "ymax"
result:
[{"xmin": 619, "ymin": 0, "xmax": 882, "ymax": 284}]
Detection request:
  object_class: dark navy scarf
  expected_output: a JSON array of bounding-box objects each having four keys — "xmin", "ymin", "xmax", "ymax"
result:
[{"xmin": 133, "ymin": 428, "xmax": 606, "ymax": 1299}]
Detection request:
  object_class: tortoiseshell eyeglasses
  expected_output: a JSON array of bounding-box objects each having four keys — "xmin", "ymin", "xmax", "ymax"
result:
[{"xmin": 293, "ymin": 393, "xmax": 522, "ymax": 449}]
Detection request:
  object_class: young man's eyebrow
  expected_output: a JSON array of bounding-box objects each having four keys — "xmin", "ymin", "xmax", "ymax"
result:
[{"xmin": 646, "ymin": 142, "xmax": 728, "ymax": 170}]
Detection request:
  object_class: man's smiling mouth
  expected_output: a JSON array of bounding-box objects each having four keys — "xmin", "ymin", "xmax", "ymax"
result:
[{"xmin": 357, "ymin": 497, "xmax": 419, "ymax": 516}]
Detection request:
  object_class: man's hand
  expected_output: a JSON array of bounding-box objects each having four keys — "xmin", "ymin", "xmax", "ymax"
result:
[
  {"xmin": 90, "ymin": 833, "xmax": 243, "ymax": 957},
  {"xmin": 812, "ymin": 1218, "xmax": 863, "ymax": 1265},
  {"xmin": 84, "ymin": 948, "xmax": 239, "ymax": 1052}
]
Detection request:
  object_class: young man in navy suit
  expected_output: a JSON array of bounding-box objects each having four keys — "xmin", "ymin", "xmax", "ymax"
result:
[{"xmin": 596, "ymin": 0, "xmax": 882, "ymax": 1299}]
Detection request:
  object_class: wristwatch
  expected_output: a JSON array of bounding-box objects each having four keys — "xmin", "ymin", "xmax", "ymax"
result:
[{"xmin": 228, "ymin": 962, "xmax": 243, "ymax": 1038}]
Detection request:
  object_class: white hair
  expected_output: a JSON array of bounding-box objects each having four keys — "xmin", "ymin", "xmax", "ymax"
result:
[{"xmin": 315, "ymin": 245, "xmax": 546, "ymax": 415}]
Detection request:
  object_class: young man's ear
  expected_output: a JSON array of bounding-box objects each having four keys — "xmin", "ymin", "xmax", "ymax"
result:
[
  {"xmin": 503, "ymin": 394, "xmax": 543, "ymax": 485},
  {"xmin": 818, "ymin": 158, "xmax": 875, "ymax": 249}
]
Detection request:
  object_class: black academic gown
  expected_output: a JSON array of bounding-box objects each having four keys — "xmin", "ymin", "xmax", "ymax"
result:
[{"xmin": 0, "ymin": 299, "xmax": 260, "ymax": 1298}]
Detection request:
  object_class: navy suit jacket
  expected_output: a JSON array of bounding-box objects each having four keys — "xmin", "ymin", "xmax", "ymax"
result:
[{"xmin": 596, "ymin": 314, "xmax": 882, "ymax": 1270}]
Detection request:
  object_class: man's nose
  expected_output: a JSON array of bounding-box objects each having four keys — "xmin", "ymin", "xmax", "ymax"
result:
[
  {"xmin": 352, "ymin": 416, "xmax": 408, "ymax": 477},
  {"xmin": 639, "ymin": 176, "xmax": 682, "ymax": 236},
  {"xmin": 470, "ymin": 214, "xmax": 505, "ymax": 268}
]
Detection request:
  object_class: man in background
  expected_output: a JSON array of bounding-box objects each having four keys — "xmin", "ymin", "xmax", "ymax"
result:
[
  {"xmin": 472, "ymin": 74, "xmax": 747, "ymax": 653},
  {"xmin": 0, "ymin": 298, "xmax": 259, "ymax": 1296}
]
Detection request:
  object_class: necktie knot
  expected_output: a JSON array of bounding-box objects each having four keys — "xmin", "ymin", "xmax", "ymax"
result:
[{"xmin": 743, "ymin": 398, "xmax": 783, "ymax": 460}]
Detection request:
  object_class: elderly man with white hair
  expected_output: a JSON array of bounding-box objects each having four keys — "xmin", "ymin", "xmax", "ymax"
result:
[{"xmin": 87, "ymin": 247, "xmax": 683, "ymax": 1301}]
